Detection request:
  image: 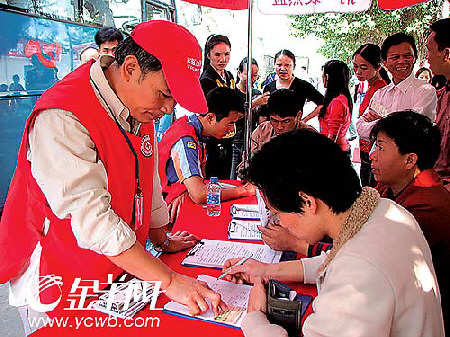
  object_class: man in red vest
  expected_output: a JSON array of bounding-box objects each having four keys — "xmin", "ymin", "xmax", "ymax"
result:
[
  {"xmin": 0, "ymin": 21, "xmax": 224, "ymax": 334},
  {"xmin": 159, "ymin": 87, "xmax": 256, "ymax": 223}
]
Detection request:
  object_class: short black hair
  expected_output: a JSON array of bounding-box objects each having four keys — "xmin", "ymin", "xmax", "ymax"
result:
[
  {"xmin": 206, "ymin": 87, "xmax": 244, "ymax": 122},
  {"xmin": 243, "ymin": 129, "xmax": 361, "ymax": 214},
  {"xmin": 267, "ymin": 89, "xmax": 300, "ymax": 118},
  {"xmin": 431, "ymin": 18, "xmax": 450, "ymax": 51},
  {"xmin": 114, "ymin": 37, "xmax": 162, "ymax": 75},
  {"xmin": 370, "ymin": 111, "xmax": 441, "ymax": 171},
  {"xmin": 95, "ymin": 27, "xmax": 123, "ymax": 46},
  {"xmin": 381, "ymin": 33, "xmax": 417, "ymax": 61}
]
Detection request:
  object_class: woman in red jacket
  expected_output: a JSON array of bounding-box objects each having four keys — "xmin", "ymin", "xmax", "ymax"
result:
[
  {"xmin": 352, "ymin": 43, "xmax": 389, "ymax": 186},
  {"xmin": 319, "ymin": 60, "xmax": 353, "ymax": 156}
]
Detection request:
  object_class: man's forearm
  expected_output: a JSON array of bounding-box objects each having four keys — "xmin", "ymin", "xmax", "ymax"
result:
[
  {"xmin": 264, "ymin": 260, "xmax": 304, "ymax": 283},
  {"xmin": 221, "ymin": 185, "xmax": 249, "ymax": 201}
]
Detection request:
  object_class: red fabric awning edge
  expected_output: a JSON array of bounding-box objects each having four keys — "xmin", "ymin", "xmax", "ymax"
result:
[{"xmin": 378, "ymin": 0, "xmax": 431, "ymax": 9}]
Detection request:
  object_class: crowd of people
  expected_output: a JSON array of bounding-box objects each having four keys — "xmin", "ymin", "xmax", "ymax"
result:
[{"xmin": 0, "ymin": 15, "xmax": 449, "ymax": 337}]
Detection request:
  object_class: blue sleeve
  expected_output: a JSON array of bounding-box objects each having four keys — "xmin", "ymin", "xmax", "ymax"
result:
[{"xmin": 170, "ymin": 136, "xmax": 203, "ymax": 183}]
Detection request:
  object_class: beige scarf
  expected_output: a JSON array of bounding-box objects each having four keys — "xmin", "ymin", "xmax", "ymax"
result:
[{"xmin": 319, "ymin": 187, "xmax": 380, "ymax": 273}]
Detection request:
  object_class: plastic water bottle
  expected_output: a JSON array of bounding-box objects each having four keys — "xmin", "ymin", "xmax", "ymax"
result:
[{"xmin": 206, "ymin": 177, "xmax": 221, "ymax": 216}]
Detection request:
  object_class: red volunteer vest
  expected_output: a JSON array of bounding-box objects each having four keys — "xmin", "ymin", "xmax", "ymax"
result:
[
  {"xmin": 359, "ymin": 79, "xmax": 387, "ymax": 153},
  {"xmin": 0, "ymin": 61, "xmax": 154, "ymax": 317},
  {"xmin": 158, "ymin": 116, "xmax": 206, "ymax": 204}
]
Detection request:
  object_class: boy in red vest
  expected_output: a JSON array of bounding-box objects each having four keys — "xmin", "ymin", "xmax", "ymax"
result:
[
  {"xmin": 159, "ymin": 87, "xmax": 256, "ymax": 223},
  {"xmin": 0, "ymin": 21, "xmax": 225, "ymax": 334}
]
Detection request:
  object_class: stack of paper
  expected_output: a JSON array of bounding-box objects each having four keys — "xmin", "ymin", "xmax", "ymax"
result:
[
  {"xmin": 182, "ymin": 239, "xmax": 282, "ymax": 269},
  {"xmin": 230, "ymin": 204, "xmax": 260, "ymax": 220},
  {"xmin": 227, "ymin": 219, "xmax": 262, "ymax": 241},
  {"xmin": 164, "ymin": 275, "xmax": 252, "ymax": 328}
]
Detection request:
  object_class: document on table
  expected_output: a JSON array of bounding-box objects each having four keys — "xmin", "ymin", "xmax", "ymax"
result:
[
  {"xmin": 182, "ymin": 239, "xmax": 282, "ymax": 269},
  {"xmin": 230, "ymin": 204, "xmax": 260, "ymax": 220},
  {"xmin": 256, "ymin": 189, "xmax": 270, "ymax": 227},
  {"xmin": 228, "ymin": 219, "xmax": 262, "ymax": 241},
  {"xmin": 163, "ymin": 275, "xmax": 252, "ymax": 328}
]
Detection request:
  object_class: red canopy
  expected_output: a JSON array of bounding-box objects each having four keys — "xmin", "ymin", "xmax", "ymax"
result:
[{"xmin": 378, "ymin": 0, "xmax": 429, "ymax": 9}]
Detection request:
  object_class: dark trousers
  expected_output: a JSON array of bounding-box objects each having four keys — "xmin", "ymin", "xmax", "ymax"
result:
[
  {"xmin": 205, "ymin": 137, "xmax": 233, "ymax": 180},
  {"xmin": 230, "ymin": 143, "xmax": 243, "ymax": 180}
]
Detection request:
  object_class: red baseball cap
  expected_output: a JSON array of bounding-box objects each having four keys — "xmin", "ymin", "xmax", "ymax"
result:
[{"xmin": 131, "ymin": 20, "xmax": 206, "ymax": 113}]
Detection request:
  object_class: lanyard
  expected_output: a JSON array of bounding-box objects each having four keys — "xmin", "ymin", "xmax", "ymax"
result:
[
  {"xmin": 90, "ymin": 76, "xmax": 140, "ymax": 191},
  {"xmin": 90, "ymin": 75, "xmax": 144, "ymax": 230},
  {"xmin": 113, "ymin": 118, "xmax": 140, "ymax": 191}
]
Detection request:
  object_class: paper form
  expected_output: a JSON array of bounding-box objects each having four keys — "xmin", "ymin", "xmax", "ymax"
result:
[
  {"xmin": 230, "ymin": 204, "xmax": 260, "ymax": 220},
  {"xmin": 256, "ymin": 189, "xmax": 270, "ymax": 227},
  {"xmin": 182, "ymin": 239, "xmax": 282, "ymax": 269},
  {"xmin": 228, "ymin": 220, "xmax": 262, "ymax": 240},
  {"xmin": 163, "ymin": 275, "xmax": 252, "ymax": 328}
]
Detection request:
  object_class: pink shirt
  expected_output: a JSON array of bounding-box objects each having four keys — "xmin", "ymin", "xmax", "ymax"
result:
[{"xmin": 319, "ymin": 94, "xmax": 351, "ymax": 151}]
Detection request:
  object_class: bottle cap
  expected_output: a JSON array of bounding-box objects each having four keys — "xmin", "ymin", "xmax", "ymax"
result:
[{"xmin": 210, "ymin": 177, "xmax": 218, "ymax": 183}]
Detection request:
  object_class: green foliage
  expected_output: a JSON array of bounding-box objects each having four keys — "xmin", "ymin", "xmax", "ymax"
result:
[{"xmin": 290, "ymin": 0, "xmax": 444, "ymax": 65}]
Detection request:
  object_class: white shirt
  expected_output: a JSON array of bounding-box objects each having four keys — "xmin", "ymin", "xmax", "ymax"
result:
[
  {"xmin": 10, "ymin": 55, "xmax": 169, "ymax": 306},
  {"xmin": 241, "ymin": 199, "xmax": 444, "ymax": 337},
  {"xmin": 356, "ymin": 73, "xmax": 437, "ymax": 141}
]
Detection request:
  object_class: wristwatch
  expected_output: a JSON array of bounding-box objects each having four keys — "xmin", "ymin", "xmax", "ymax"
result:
[{"xmin": 154, "ymin": 235, "xmax": 170, "ymax": 253}]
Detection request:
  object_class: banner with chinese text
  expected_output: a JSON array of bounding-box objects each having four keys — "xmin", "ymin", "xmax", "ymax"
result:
[
  {"xmin": 257, "ymin": 0, "xmax": 371, "ymax": 15},
  {"xmin": 182, "ymin": 0, "xmax": 248, "ymax": 9}
]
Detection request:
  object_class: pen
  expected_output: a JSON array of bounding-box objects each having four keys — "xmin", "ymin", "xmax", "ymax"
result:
[{"xmin": 217, "ymin": 255, "xmax": 252, "ymax": 280}]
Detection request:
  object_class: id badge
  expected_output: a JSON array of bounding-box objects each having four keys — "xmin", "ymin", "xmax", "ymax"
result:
[{"xmin": 134, "ymin": 188, "xmax": 143, "ymax": 231}]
